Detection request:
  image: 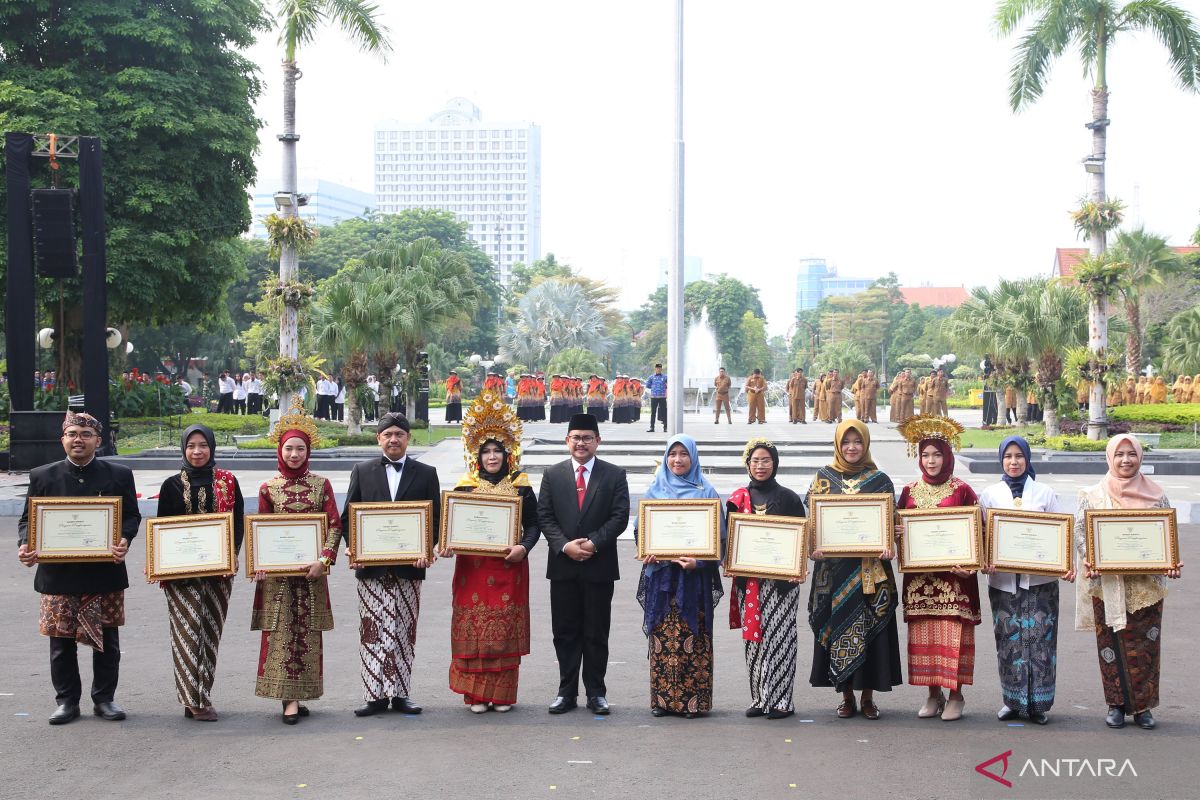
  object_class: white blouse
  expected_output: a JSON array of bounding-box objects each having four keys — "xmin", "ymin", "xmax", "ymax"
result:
[{"xmin": 977, "ymin": 478, "xmax": 1065, "ymax": 593}]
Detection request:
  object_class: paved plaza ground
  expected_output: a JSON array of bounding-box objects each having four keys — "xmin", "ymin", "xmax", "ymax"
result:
[{"xmin": 2, "ymin": 406, "xmax": 1198, "ymax": 799}]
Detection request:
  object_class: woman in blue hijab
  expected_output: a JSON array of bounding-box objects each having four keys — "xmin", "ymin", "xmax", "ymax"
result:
[{"xmin": 635, "ymin": 434, "xmax": 725, "ymax": 718}]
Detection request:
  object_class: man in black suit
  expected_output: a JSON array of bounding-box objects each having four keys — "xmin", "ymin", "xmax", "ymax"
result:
[
  {"xmin": 341, "ymin": 412, "xmax": 441, "ymax": 717},
  {"xmin": 538, "ymin": 413, "xmax": 630, "ymax": 715},
  {"xmin": 17, "ymin": 412, "xmax": 141, "ymax": 725}
]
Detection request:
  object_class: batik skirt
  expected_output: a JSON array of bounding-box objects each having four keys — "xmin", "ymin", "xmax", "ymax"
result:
[
  {"xmin": 735, "ymin": 581, "xmax": 799, "ymax": 712},
  {"xmin": 40, "ymin": 591, "xmax": 125, "ymax": 650},
  {"xmin": 1093, "ymin": 598, "xmax": 1162, "ymax": 714},
  {"xmin": 649, "ymin": 602, "xmax": 713, "ymax": 714},
  {"xmin": 165, "ymin": 577, "xmax": 232, "ymax": 708},
  {"xmin": 989, "ymin": 583, "xmax": 1058, "ymax": 715}
]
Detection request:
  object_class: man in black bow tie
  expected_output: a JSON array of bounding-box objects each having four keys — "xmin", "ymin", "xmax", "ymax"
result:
[
  {"xmin": 341, "ymin": 412, "xmax": 441, "ymax": 716},
  {"xmin": 17, "ymin": 412, "xmax": 141, "ymax": 725}
]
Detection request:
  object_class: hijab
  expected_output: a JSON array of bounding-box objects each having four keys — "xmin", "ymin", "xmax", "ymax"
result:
[
  {"xmin": 180, "ymin": 424, "xmax": 216, "ymax": 488},
  {"xmin": 745, "ymin": 441, "xmax": 779, "ymax": 491},
  {"xmin": 998, "ymin": 435, "xmax": 1035, "ymax": 498},
  {"xmin": 276, "ymin": 429, "xmax": 312, "ymax": 480},
  {"xmin": 916, "ymin": 438, "xmax": 954, "ymax": 486},
  {"xmin": 645, "ymin": 434, "xmax": 718, "ymax": 500},
  {"xmin": 830, "ymin": 419, "xmax": 876, "ymax": 475},
  {"xmin": 477, "ymin": 438, "xmax": 510, "ymax": 486},
  {"xmin": 1101, "ymin": 434, "xmax": 1164, "ymax": 508}
]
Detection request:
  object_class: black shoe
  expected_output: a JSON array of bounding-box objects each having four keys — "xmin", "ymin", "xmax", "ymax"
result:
[
  {"xmin": 767, "ymin": 709, "xmax": 794, "ymax": 720},
  {"xmin": 651, "ymin": 707, "xmax": 669, "ymax": 717},
  {"xmin": 49, "ymin": 703, "xmax": 80, "ymax": 725},
  {"xmin": 354, "ymin": 699, "xmax": 390, "ymax": 717},
  {"xmin": 586, "ymin": 696, "xmax": 610, "ymax": 715},
  {"xmin": 1106, "ymin": 706, "xmax": 1126, "ymax": 729},
  {"xmin": 1030, "ymin": 712, "xmax": 1049, "ymax": 725},
  {"xmin": 1134, "ymin": 711, "xmax": 1156, "ymax": 730},
  {"xmin": 282, "ymin": 710, "xmax": 299, "ymax": 725},
  {"xmin": 93, "ymin": 701, "xmax": 126, "ymax": 721},
  {"xmin": 997, "ymin": 705, "xmax": 1019, "ymax": 721},
  {"xmin": 548, "ymin": 696, "xmax": 577, "ymax": 714},
  {"xmin": 745, "ymin": 707, "xmax": 765, "ymax": 718},
  {"xmin": 646, "ymin": 428, "xmax": 655, "ymax": 432},
  {"xmin": 391, "ymin": 697, "xmax": 422, "ymax": 715},
  {"xmin": 683, "ymin": 712, "xmax": 699, "ymax": 719}
]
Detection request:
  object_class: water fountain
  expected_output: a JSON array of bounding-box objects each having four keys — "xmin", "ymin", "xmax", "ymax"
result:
[{"xmin": 682, "ymin": 307, "xmax": 723, "ymax": 412}]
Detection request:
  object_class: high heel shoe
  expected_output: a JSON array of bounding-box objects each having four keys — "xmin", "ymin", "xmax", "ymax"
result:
[{"xmin": 918, "ymin": 692, "xmax": 946, "ymax": 719}]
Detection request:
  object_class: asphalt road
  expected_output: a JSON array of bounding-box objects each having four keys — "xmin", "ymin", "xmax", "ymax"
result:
[{"xmin": 1, "ymin": 518, "xmax": 1196, "ymax": 800}]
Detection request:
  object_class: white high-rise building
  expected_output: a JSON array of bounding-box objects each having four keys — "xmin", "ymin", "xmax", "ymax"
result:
[{"xmin": 374, "ymin": 98, "xmax": 542, "ymax": 289}]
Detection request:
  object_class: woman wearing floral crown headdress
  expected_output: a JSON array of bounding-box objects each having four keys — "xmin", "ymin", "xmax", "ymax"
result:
[{"xmin": 440, "ymin": 391, "xmax": 540, "ymax": 712}]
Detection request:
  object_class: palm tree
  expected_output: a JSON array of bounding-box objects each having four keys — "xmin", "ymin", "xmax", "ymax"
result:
[
  {"xmin": 1109, "ymin": 227, "xmax": 1186, "ymax": 376},
  {"xmin": 498, "ymin": 279, "xmax": 614, "ymax": 370},
  {"xmin": 1160, "ymin": 306, "xmax": 1200, "ymax": 376},
  {"xmin": 944, "ymin": 280, "xmax": 1033, "ymax": 423},
  {"xmin": 273, "ymin": 0, "xmax": 390, "ymax": 409},
  {"xmin": 997, "ymin": 0, "xmax": 1200, "ymax": 436}
]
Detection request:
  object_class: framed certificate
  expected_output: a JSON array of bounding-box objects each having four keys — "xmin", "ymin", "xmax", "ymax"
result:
[
  {"xmin": 986, "ymin": 508, "xmax": 1074, "ymax": 576},
  {"xmin": 146, "ymin": 512, "xmax": 236, "ymax": 581},
  {"xmin": 1085, "ymin": 508, "xmax": 1179, "ymax": 575},
  {"xmin": 724, "ymin": 513, "xmax": 807, "ymax": 581},
  {"xmin": 27, "ymin": 497, "xmax": 122, "ymax": 562},
  {"xmin": 440, "ymin": 491, "xmax": 521, "ymax": 557},
  {"xmin": 244, "ymin": 514, "xmax": 328, "ymax": 577},
  {"xmin": 348, "ymin": 501, "xmax": 434, "ymax": 566},
  {"xmin": 809, "ymin": 493, "xmax": 894, "ymax": 555},
  {"xmin": 897, "ymin": 506, "xmax": 983, "ymax": 572},
  {"xmin": 636, "ymin": 498, "xmax": 722, "ymax": 560}
]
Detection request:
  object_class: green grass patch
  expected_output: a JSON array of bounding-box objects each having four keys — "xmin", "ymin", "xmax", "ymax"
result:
[
  {"xmin": 1039, "ymin": 435, "xmax": 1109, "ymax": 452},
  {"xmin": 959, "ymin": 425, "xmax": 1044, "ymax": 451},
  {"xmin": 1159, "ymin": 432, "xmax": 1200, "ymax": 449},
  {"xmin": 1109, "ymin": 404, "xmax": 1200, "ymax": 425}
]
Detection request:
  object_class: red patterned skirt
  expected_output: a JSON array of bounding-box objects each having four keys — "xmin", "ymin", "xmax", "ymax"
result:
[
  {"xmin": 448, "ymin": 555, "xmax": 530, "ymax": 705},
  {"xmin": 907, "ymin": 617, "xmax": 975, "ymax": 690}
]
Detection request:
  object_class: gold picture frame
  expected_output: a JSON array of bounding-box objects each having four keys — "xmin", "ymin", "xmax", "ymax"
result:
[
  {"xmin": 986, "ymin": 508, "xmax": 1074, "ymax": 577},
  {"xmin": 1085, "ymin": 508, "xmax": 1179, "ymax": 575},
  {"xmin": 244, "ymin": 513, "xmax": 328, "ymax": 578},
  {"xmin": 896, "ymin": 506, "xmax": 983, "ymax": 572},
  {"xmin": 808, "ymin": 493, "xmax": 894, "ymax": 555},
  {"xmin": 27, "ymin": 497, "xmax": 122, "ymax": 562},
  {"xmin": 146, "ymin": 512, "xmax": 236, "ymax": 581},
  {"xmin": 636, "ymin": 498, "xmax": 722, "ymax": 560},
  {"xmin": 347, "ymin": 501, "xmax": 434, "ymax": 566},
  {"xmin": 439, "ymin": 491, "xmax": 521, "ymax": 557},
  {"xmin": 724, "ymin": 512, "xmax": 808, "ymax": 581}
]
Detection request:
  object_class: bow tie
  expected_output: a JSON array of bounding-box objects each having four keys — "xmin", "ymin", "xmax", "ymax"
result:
[{"xmin": 382, "ymin": 458, "xmax": 404, "ymax": 469}]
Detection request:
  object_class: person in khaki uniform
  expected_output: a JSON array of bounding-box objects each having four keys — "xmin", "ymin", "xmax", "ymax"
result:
[
  {"xmin": 824, "ymin": 369, "xmax": 845, "ymax": 423},
  {"xmin": 935, "ymin": 369, "xmax": 950, "ymax": 417},
  {"xmin": 1135, "ymin": 376, "xmax": 1149, "ymax": 405},
  {"xmin": 899, "ymin": 370, "xmax": 917, "ymax": 420},
  {"xmin": 850, "ymin": 371, "xmax": 866, "ymax": 420},
  {"xmin": 888, "ymin": 373, "xmax": 904, "ymax": 422},
  {"xmin": 1122, "ymin": 377, "xmax": 1136, "ymax": 406},
  {"xmin": 745, "ymin": 369, "xmax": 768, "ymax": 424},
  {"xmin": 786, "ymin": 368, "xmax": 808, "ymax": 424},
  {"xmin": 713, "ymin": 368, "xmax": 732, "ymax": 424},
  {"xmin": 814, "ymin": 373, "xmax": 827, "ymax": 422},
  {"xmin": 862, "ymin": 370, "xmax": 880, "ymax": 423}
]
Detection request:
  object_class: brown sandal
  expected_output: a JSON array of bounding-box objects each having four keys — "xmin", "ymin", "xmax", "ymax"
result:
[
  {"xmin": 837, "ymin": 697, "xmax": 857, "ymax": 718},
  {"xmin": 861, "ymin": 700, "xmax": 880, "ymax": 720}
]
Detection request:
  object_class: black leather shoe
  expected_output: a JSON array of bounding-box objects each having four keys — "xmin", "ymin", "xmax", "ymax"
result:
[
  {"xmin": 1106, "ymin": 706, "xmax": 1126, "ymax": 729},
  {"xmin": 354, "ymin": 699, "xmax": 389, "ymax": 717},
  {"xmin": 767, "ymin": 709, "xmax": 795, "ymax": 720},
  {"xmin": 745, "ymin": 707, "xmax": 765, "ymax": 718},
  {"xmin": 49, "ymin": 703, "xmax": 80, "ymax": 725},
  {"xmin": 1030, "ymin": 712, "xmax": 1049, "ymax": 725},
  {"xmin": 548, "ymin": 696, "xmax": 577, "ymax": 714},
  {"xmin": 1134, "ymin": 711, "xmax": 1156, "ymax": 730},
  {"xmin": 93, "ymin": 701, "xmax": 126, "ymax": 721},
  {"xmin": 586, "ymin": 696, "xmax": 610, "ymax": 715},
  {"xmin": 651, "ymin": 707, "xmax": 669, "ymax": 717},
  {"xmin": 997, "ymin": 705, "xmax": 1019, "ymax": 721},
  {"xmin": 391, "ymin": 697, "xmax": 422, "ymax": 715}
]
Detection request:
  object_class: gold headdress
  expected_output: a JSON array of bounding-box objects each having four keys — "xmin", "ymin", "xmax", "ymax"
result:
[
  {"xmin": 741, "ymin": 437, "xmax": 775, "ymax": 462},
  {"xmin": 269, "ymin": 397, "xmax": 322, "ymax": 448},
  {"xmin": 458, "ymin": 389, "xmax": 524, "ymax": 487},
  {"xmin": 896, "ymin": 414, "xmax": 963, "ymax": 457}
]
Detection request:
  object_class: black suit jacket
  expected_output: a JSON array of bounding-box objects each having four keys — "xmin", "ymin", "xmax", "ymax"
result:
[
  {"xmin": 18, "ymin": 458, "xmax": 142, "ymax": 595},
  {"xmin": 340, "ymin": 455, "xmax": 441, "ymax": 581},
  {"xmin": 537, "ymin": 457, "xmax": 629, "ymax": 582}
]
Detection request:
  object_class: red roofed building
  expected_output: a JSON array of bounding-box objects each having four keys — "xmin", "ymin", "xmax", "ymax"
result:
[
  {"xmin": 898, "ymin": 286, "xmax": 969, "ymax": 308},
  {"xmin": 1053, "ymin": 246, "xmax": 1200, "ymax": 279}
]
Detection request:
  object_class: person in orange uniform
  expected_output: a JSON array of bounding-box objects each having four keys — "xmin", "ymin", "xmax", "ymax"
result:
[{"xmin": 745, "ymin": 369, "xmax": 767, "ymax": 424}]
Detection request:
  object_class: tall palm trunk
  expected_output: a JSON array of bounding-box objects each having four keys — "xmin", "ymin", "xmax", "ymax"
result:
[
  {"xmin": 277, "ymin": 59, "xmax": 301, "ymax": 413},
  {"xmin": 1085, "ymin": 41, "xmax": 1110, "ymax": 439},
  {"xmin": 1124, "ymin": 298, "xmax": 1142, "ymax": 376},
  {"xmin": 1015, "ymin": 388, "xmax": 1029, "ymax": 425}
]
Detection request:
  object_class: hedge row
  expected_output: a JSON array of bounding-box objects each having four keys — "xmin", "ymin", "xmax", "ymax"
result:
[{"xmin": 1108, "ymin": 404, "xmax": 1200, "ymax": 425}]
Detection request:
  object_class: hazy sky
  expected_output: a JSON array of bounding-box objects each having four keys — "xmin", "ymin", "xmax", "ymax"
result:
[{"xmin": 244, "ymin": 1, "xmax": 1200, "ymax": 335}]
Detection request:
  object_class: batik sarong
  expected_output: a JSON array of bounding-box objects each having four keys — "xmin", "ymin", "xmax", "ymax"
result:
[
  {"xmin": 649, "ymin": 603, "xmax": 713, "ymax": 714},
  {"xmin": 40, "ymin": 591, "xmax": 125, "ymax": 650},
  {"xmin": 1093, "ymin": 598, "xmax": 1162, "ymax": 714},
  {"xmin": 989, "ymin": 583, "xmax": 1058, "ymax": 715},
  {"xmin": 359, "ymin": 574, "xmax": 421, "ymax": 702},
  {"xmin": 736, "ymin": 581, "xmax": 799, "ymax": 712},
  {"xmin": 165, "ymin": 577, "xmax": 233, "ymax": 708}
]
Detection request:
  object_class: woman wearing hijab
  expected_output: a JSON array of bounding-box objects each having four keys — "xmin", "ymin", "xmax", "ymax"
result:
[
  {"xmin": 636, "ymin": 434, "xmax": 725, "ymax": 718},
  {"xmin": 808, "ymin": 420, "xmax": 902, "ymax": 720},
  {"xmin": 251, "ymin": 410, "xmax": 342, "ymax": 724},
  {"xmin": 154, "ymin": 425, "xmax": 245, "ymax": 721},
  {"xmin": 978, "ymin": 436, "xmax": 1074, "ymax": 724},
  {"xmin": 442, "ymin": 391, "xmax": 540, "ymax": 713},
  {"xmin": 1149, "ymin": 376, "xmax": 1168, "ymax": 404},
  {"xmin": 895, "ymin": 416, "xmax": 980, "ymax": 721},
  {"xmin": 727, "ymin": 438, "xmax": 806, "ymax": 719},
  {"xmin": 1075, "ymin": 435, "xmax": 1184, "ymax": 730}
]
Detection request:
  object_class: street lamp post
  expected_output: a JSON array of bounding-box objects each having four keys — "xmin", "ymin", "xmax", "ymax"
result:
[{"xmin": 666, "ymin": 0, "xmax": 685, "ymax": 435}]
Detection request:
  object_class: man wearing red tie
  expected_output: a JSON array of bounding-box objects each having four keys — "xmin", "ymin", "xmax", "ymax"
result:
[{"xmin": 537, "ymin": 413, "xmax": 630, "ymax": 715}]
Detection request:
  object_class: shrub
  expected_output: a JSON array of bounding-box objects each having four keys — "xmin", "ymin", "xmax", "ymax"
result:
[
  {"xmin": 1037, "ymin": 435, "xmax": 1110, "ymax": 452},
  {"xmin": 1109, "ymin": 404, "xmax": 1200, "ymax": 425}
]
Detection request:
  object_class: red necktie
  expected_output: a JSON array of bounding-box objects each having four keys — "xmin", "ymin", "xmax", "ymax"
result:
[{"xmin": 576, "ymin": 464, "xmax": 587, "ymax": 510}]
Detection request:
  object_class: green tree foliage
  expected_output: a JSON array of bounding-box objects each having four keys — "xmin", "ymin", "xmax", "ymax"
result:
[
  {"xmin": 1109, "ymin": 227, "xmax": 1187, "ymax": 375},
  {"xmin": 546, "ymin": 347, "xmax": 607, "ymax": 378},
  {"xmin": 1160, "ymin": 307, "xmax": 1200, "ymax": 376},
  {"xmin": 737, "ymin": 313, "xmax": 772, "ymax": 377},
  {"xmin": 0, "ymin": 1, "xmax": 268, "ymax": 384},
  {"xmin": 497, "ymin": 279, "xmax": 613, "ymax": 371},
  {"xmin": 813, "ymin": 341, "xmax": 871, "ymax": 378},
  {"xmin": 507, "ymin": 253, "xmax": 574, "ymax": 300}
]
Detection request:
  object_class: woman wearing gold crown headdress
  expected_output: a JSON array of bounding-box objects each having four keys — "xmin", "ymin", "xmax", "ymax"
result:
[
  {"xmin": 250, "ymin": 405, "xmax": 341, "ymax": 724},
  {"xmin": 895, "ymin": 415, "xmax": 980, "ymax": 722},
  {"xmin": 441, "ymin": 391, "xmax": 540, "ymax": 713}
]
